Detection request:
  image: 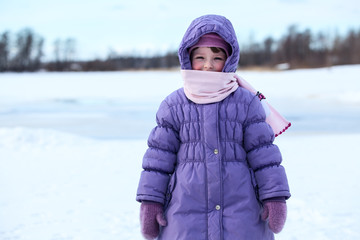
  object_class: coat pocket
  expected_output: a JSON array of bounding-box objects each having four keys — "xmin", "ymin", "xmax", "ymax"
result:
[
  {"xmin": 164, "ymin": 172, "xmax": 177, "ymax": 209},
  {"xmin": 249, "ymin": 168, "xmax": 260, "ymax": 202}
]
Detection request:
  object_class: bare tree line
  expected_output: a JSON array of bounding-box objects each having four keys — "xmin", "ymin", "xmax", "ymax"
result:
[
  {"xmin": 0, "ymin": 25, "xmax": 359, "ymax": 72},
  {"xmin": 240, "ymin": 25, "xmax": 360, "ymax": 69},
  {"xmin": 0, "ymin": 28, "xmax": 77, "ymax": 72}
]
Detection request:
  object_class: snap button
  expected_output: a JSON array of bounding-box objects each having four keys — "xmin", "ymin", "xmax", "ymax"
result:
[
  {"xmin": 215, "ymin": 205, "xmax": 221, "ymax": 210},
  {"xmin": 214, "ymin": 149, "xmax": 219, "ymax": 154}
]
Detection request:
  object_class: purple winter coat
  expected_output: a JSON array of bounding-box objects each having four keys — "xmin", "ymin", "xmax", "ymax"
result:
[{"xmin": 136, "ymin": 15, "xmax": 291, "ymax": 240}]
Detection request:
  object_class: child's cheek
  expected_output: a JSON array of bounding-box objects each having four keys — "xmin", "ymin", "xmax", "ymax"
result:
[{"xmin": 191, "ymin": 60, "xmax": 202, "ymax": 70}]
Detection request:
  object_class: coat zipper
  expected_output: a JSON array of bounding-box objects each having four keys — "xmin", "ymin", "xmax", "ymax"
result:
[
  {"xmin": 201, "ymin": 105, "xmax": 209, "ymax": 239},
  {"xmin": 216, "ymin": 103, "xmax": 224, "ymax": 240}
]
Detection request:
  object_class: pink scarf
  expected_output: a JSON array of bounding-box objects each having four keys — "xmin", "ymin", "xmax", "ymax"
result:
[{"xmin": 181, "ymin": 70, "xmax": 291, "ymax": 137}]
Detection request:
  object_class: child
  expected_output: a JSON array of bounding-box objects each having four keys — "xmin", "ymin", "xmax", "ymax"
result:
[{"xmin": 136, "ymin": 14, "xmax": 291, "ymax": 240}]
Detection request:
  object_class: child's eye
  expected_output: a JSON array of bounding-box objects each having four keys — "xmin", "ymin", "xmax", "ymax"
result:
[
  {"xmin": 195, "ymin": 56, "xmax": 204, "ymax": 60},
  {"xmin": 214, "ymin": 57, "xmax": 224, "ymax": 61}
]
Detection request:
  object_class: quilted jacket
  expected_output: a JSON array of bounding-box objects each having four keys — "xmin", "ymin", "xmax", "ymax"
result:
[{"xmin": 136, "ymin": 14, "xmax": 291, "ymax": 240}]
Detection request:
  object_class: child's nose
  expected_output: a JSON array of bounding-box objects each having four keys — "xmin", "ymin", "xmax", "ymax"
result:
[{"xmin": 203, "ymin": 60, "xmax": 213, "ymax": 71}]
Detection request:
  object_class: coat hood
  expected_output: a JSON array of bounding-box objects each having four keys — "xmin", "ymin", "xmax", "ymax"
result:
[{"xmin": 178, "ymin": 14, "xmax": 240, "ymax": 72}]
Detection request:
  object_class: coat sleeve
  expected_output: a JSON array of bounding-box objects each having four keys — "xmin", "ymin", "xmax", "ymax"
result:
[
  {"xmin": 243, "ymin": 96, "xmax": 291, "ymax": 201},
  {"xmin": 136, "ymin": 99, "xmax": 180, "ymax": 204}
]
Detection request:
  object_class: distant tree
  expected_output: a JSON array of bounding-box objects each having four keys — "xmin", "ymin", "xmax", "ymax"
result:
[
  {"xmin": 64, "ymin": 38, "xmax": 76, "ymax": 62},
  {"xmin": 33, "ymin": 38, "xmax": 44, "ymax": 70},
  {"xmin": 9, "ymin": 28, "xmax": 44, "ymax": 71},
  {"xmin": 0, "ymin": 31, "xmax": 10, "ymax": 71},
  {"xmin": 50, "ymin": 37, "xmax": 77, "ymax": 71},
  {"xmin": 240, "ymin": 36, "xmax": 277, "ymax": 67},
  {"xmin": 10, "ymin": 29, "xmax": 32, "ymax": 71},
  {"xmin": 310, "ymin": 31, "xmax": 331, "ymax": 67},
  {"xmin": 344, "ymin": 29, "xmax": 360, "ymax": 64},
  {"xmin": 54, "ymin": 38, "xmax": 61, "ymax": 63},
  {"xmin": 163, "ymin": 51, "xmax": 179, "ymax": 68},
  {"xmin": 263, "ymin": 37, "xmax": 275, "ymax": 65}
]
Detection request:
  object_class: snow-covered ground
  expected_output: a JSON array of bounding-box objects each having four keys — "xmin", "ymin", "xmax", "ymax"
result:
[{"xmin": 1, "ymin": 65, "xmax": 360, "ymax": 239}]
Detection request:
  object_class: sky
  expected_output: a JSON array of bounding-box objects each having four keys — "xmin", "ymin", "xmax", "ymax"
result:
[{"xmin": 0, "ymin": 0, "xmax": 359, "ymax": 60}]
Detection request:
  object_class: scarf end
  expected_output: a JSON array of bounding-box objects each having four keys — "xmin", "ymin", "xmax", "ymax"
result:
[
  {"xmin": 265, "ymin": 103, "xmax": 291, "ymax": 137},
  {"xmin": 274, "ymin": 122, "xmax": 292, "ymax": 137}
]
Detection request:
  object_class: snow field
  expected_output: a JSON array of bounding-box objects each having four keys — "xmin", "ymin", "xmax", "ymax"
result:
[{"xmin": 1, "ymin": 65, "xmax": 360, "ymax": 239}]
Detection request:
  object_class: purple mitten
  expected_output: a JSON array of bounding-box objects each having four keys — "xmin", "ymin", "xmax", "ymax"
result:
[
  {"xmin": 140, "ymin": 201, "xmax": 167, "ymax": 240},
  {"xmin": 261, "ymin": 198, "xmax": 287, "ymax": 234}
]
